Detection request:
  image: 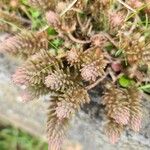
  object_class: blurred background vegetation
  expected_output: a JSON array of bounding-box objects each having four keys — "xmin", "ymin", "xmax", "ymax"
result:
[{"xmin": 0, "ymin": 123, "xmax": 48, "ymax": 150}]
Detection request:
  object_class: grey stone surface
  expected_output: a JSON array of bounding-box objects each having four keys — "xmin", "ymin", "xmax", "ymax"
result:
[{"xmin": 0, "ymin": 34, "xmax": 150, "ymax": 150}]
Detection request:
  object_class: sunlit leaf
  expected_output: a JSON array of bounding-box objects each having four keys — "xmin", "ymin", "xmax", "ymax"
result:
[{"xmin": 118, "ymin": 75, "xmax": 134, "ymax": 88}]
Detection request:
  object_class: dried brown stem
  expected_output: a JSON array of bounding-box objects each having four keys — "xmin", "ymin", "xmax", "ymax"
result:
[
  {"xmin": 117, "ymin": 0, "xmax": 136, "ymax": 12},
  {"xmin": 67, "ymin": 31, "xmax": 91, "ymax": 44},
  {"xmin": 101, "ymin": 32, "xmax": 119, "ymax": 48},
  {"xmin": 86, "ymin": 73, "xmax": 108, "ymax": 90}
]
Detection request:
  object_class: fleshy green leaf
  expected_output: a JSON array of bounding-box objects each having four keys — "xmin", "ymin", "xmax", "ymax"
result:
[
  {"xmin": 29, "ymin": 9, "xmax": 41, "ymax": 18},
  {"xmin": 119, "ymin": 75, "xmax": 134, "ymax": 88},
  {"xmin": 139, "ymin": 84, "xmax": 150, "ymax": 93},
  {"xmin": 51, "ymin": 38, "xmax": 64, "ymax": 48},
  {"xmin": 47, "ymin": 27, "xmax": 57, "ymax": 35},
  {"xmin": 115, "ymin": 49, "xmax": 123, "ymax": 57}
]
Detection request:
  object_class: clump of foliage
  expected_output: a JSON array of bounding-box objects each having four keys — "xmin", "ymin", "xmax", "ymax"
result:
[{"xmin": 0, "ymin": 0, "xmax": 150, "ymax": 149}]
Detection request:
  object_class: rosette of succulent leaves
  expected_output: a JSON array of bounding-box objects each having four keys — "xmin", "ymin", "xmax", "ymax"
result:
[{"xmin": 0, "ymin": 0, "xmax": 150, "ymax": 149}]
